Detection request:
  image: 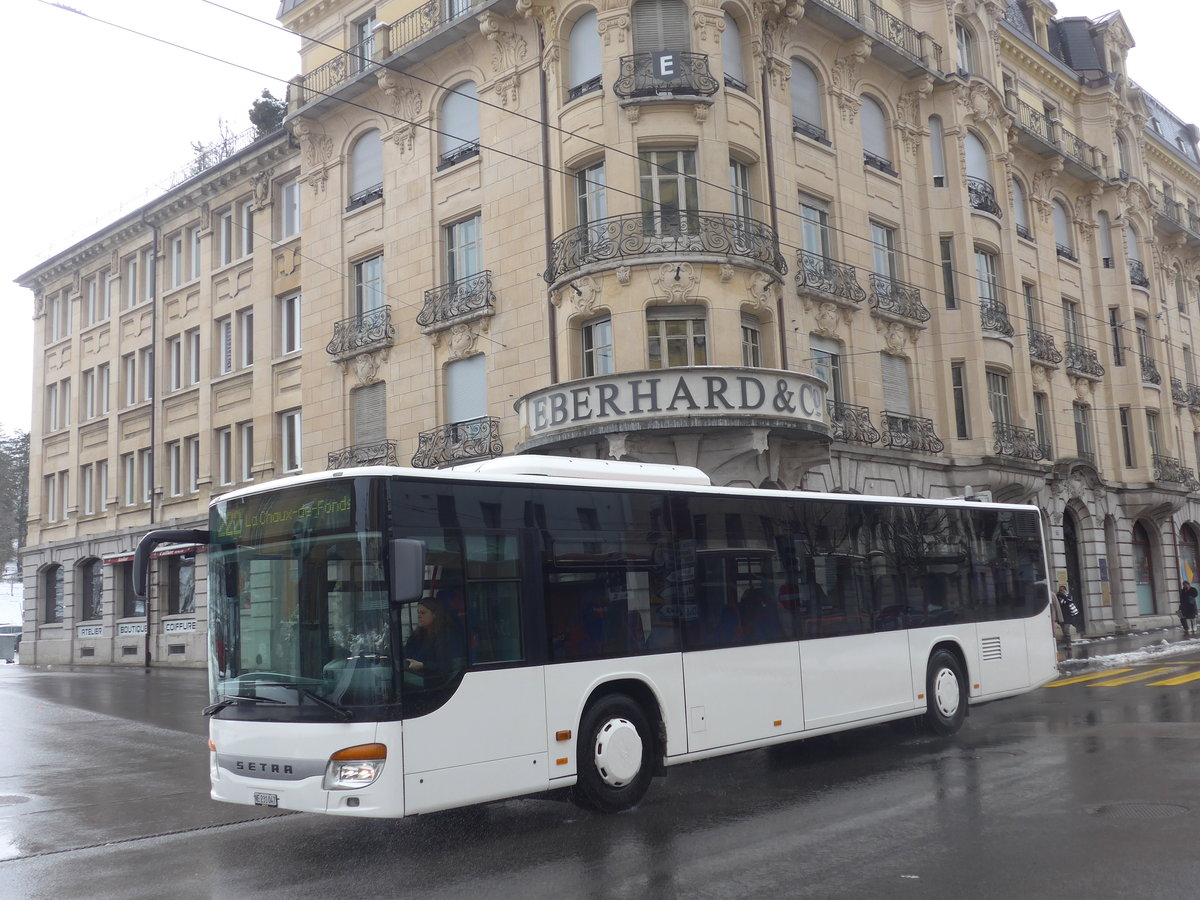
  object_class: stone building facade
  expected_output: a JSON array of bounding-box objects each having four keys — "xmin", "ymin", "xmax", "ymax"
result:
[{"xmin": 16, "ymin": 0, "xmax": 1200, "ymax": 664}]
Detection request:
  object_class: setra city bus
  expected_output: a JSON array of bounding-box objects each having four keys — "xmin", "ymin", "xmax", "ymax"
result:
[{"xmin": 134, "ymin": 456, "xmax": 1058, "ymax": 817}]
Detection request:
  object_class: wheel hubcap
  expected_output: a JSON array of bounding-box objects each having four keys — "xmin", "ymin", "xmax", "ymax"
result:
[
  {"xmin": 933, "ymin": 667, "xmax": 960, "ymax": 718},
  {"xmin": 593, "ymin": 717, "xmax": 643, "ymax": 787}
]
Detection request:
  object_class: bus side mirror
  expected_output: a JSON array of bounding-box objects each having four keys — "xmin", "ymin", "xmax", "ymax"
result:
[
  {"xmin": 134, "ymin": 529, "xmax": 210, "ymax": 599},
  {"xmin": 391, "ymin": 539, "xmax": 426, "ymax": 603}
]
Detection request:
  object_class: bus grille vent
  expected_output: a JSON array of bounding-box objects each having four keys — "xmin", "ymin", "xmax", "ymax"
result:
[{"xmin": 981, "ymin": 636, "xmax": 1003, "ymax": 660}]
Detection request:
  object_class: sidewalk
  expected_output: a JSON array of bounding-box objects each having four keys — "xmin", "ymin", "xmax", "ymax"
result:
[{"xmin": 1057, "ymin": 624, "xmax": 1200, "ymax": 669}]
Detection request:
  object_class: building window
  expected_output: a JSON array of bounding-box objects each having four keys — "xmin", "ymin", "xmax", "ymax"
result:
[
  {"xmin": 582, "ymin": 317, "xmax": 614, "ymax": 377},
  {"xmin": 280, "ymin": 179, "xmax": 301, "ymax": 239},
  {"xmin": 240, "ymin": 199, "xmax": 255, "ymax": 257},
  {"xmin": 951, "ymin": 361, "xmax": 969, "ymax": 439},
  {"xmin": 445, "ymin": 215, "xmax": 482, "ymax": 283},
  {"xmin": 216, "ymin": 427, "xmax": 233, "ymax": 486},
  {"xmin": 799, "ymin": 195, "xmax": 831, "ymax": 258},
  {"xmin": 974, "ymin": 247, "xmax": 1000, "ymax": 304},
  {"xmin": 80, "ymin": 462, "xmax": 95, "ymax": 515},
  {"xmin": 639, "ymin": 148, "xmax": 698, "ymax": 236},
  {"xmin": 941, "ymin": 237, "xmax": 956, "ymax": 308},
  {"xmin": 120, "ymin": 562, "xmax": 144, "ymax": 619},
  {"xmin": 929, "ymin": 115, "xmax": 946, "ymax": 186},
  {"xmin": 43, "ymin": 565, "xmax": 64, "ymax": 624},
  {"xmin": 722, "ymin": 12, "xmax": 745, "ymax": 91},
  {"xmin": 1109, "ymin": 308, "xmax": 1124, "ymax": 366},
  {"xmin": 1120, "ymin": 406, "xmax": 1135, "ymax": 467},
  {"xmin": 1053, "ymin": 200, "xmax": 1075, "ymax": 260},
  {"xmin": 216, "ymin": 316, "xmax": 233, "ymax": 375},
  {"xmin": 871, "ymin": 222, "xmax": 898, "ymax": 278},
  {"xmin": 43, "ymin": 474, "xmax": 57, "ymax": 524},
  {"xmin": 170, "ymin": 234, "xmax": 184, "ymax": 288},
  {"xmin": 646, "ymin": 306, "xmax": 707, "ymax": 368},
  {"xmin": 1073, "ymin": 403, "xmax": 1094, "ymax": 459},
  {"xmin": 238, "ymin": 308, "xmax": 254, "ymax": 368},
  {"xmin": 168, "ymin": 336, "xmax": 182, "ymax": 392},
  {"xmin": 631, "ymin": 0, "xmax": 689, "ymax": 52},
  {"xmin": 353, "ymin": 382, "xmax": 387, "ymax": 447},
  {"xmin": 353, "ymin": 255, "xmax": 385, "ymax": 315},
  {"xmin": 955, "ymin": 21, "xmax": 975, "ymax": 74},
  {"xmin": 741, "ymin": 316, "xmax": 762, "ymax": 368},
  {"xmin": 122, "ymin": 452, "xmax": 136, "ymax": 506},
  {"xmin": 861, "ymin": 96, "xmax": 893, "ymax": 173},
  {"xmin": 811, "ymin": 336, "xmax": 843, "ymax": 403},
  {"xmin": 217, "ymin": 209, "xmax": 234, "ymax": 267},
  {"xmin": 729, "ymin": 159, "xmax": 752, "ymax": 220},
  {"xmin": 123, "ymin": 353, "xmax": 136, "ymax": 407},
  {"xmin": 186, "ymin": 328, "xmax": 201, "ymax": 384},
  {"xmin": 881, "ymin": 353, "xmax": 912, "ymax": 416},
  {"xmin": 1034, "ymin": 394, "xmax": 1051, "ymax": 458},
  {"xmin": 566, "ymin": 10, "xmax": 602, "ymax": 99},
  {"xmin": 168, "ymin": 440, "xmax": 182, "ymax": 497},
  {"xmin": 347, "ymin": 129, "xmax": 384, "ymax": 210},
  {"xmin": 438, "ymin": 82, "xmax": 480, "ymax": 168},
  {"xmin": 986, "ymin": 369, "xmax": 1012, "ymax": 426},
  {"xmin": 166, "ymin": 555, "xmax": 196, "ymax": 616},
  {"xmin": 1024, "ymin": 283, "xmax": 1039, "ymax": 328},
  {"xmin": 446, "ymin": 354, "xmax": 487, "ymax": 426},
  {"xmin": 188, "ymin": 226, "xmax": 202, "ymax": 280},
  {"xmin": 1062, "ymin": 298, "xmax": 1081, "ymax": 345},
  {"xmin": 187, "ymin": 435, "xmax": 201, "ymax": 493},
  {"xmin": 790, "ymin": 59, "xmax": 825, "ymax": 143},
  {"xmin": 1013, "ymin": 178, "xmax": 1032, "ymax": 239},
  {"xmin": 1147, "ymin": 411, "xmax": 1162, "ymax": 458},
  {"xmin": 238, "ymin": 421, "xmax": 255, "ymax": 482},
  {"xmin": 280, "ymin": 293, "xmax": 301, "ymax": 354},
  {"xmin": 138, "ymin": 448, "xmax": 153, "ymax": 504},
  {"xmin": 79, "ymin": 558, "xmax": 103, "ymax": 621},
  {"xmin": 281, "ymin": 410, "xmax": 302, "ymax": 474},
  {"xmin": 140, "ymin": 347, "xmax": 154, "ymax": 402},
  {"xmin": 125, "ymin": 254, "xmax": 139, "ymax": 308}
]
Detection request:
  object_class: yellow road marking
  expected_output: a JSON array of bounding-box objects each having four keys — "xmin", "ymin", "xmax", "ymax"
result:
[
  {"xmin": 1147, "ymin": 670, "xmax": 1200, "ymax": 686},
  {"xmin": 1087, "ymin": 667, "xmax": 1179, "ymax": 687},
  {"xmin": 1046, "ymin": 669, "xmax": 1133, "ymax": 687}
]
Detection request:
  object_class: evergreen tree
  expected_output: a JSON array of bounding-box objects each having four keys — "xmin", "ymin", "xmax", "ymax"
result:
[
  {"xmin": 249, "ymin": 89, "xmax": 287, "ymax": 138},
  {"xmin": 0, "ymin": 430, "xmax": 29, "ymax": 567}
]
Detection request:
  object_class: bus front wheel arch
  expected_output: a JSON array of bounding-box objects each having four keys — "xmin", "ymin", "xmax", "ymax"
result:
[
  {"xmin": 571, "ymin": 692, "xmax": 655, "ymax": 813},
  {"xmin": 922, "ymin": 648, "xmax": 967, "ymax": 736}
]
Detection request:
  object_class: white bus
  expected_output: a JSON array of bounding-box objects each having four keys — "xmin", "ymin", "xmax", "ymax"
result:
[{"xmin": 134, "ymin": 457, "xmax": 1057, "ymax": 817}]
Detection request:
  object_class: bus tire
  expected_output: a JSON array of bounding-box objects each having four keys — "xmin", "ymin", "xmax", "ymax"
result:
[
  {"xmin": 923, "ymin": 649, "xmax": 966, "ymax": 736},
  {"xmin": 572, "ymin": 693, "xmax": 654, "ymax": 813}
]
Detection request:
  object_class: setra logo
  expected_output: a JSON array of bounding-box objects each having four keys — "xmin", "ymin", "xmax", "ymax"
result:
[{"xmin": 235, "ymin": 760, "xmax": 294, "ymax": 775}]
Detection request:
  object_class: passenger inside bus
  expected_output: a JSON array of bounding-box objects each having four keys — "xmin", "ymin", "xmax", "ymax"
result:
[{"xmin": 404, "ymin": 597, "xmax": 465, "ymax": 687}]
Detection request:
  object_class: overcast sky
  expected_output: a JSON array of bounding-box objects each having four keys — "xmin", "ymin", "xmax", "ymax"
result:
[{"xmin": 2, "ymin": 1, "xmax": 1197, "ymax": 437}]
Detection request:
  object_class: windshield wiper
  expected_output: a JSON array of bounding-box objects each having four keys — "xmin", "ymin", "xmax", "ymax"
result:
[
  {"xmin": 203, "ymin": 694, "xmax": 287, "ymax": 716},
  {"xmin": 299, "ymin": 689, "xmax": 354, "ymax": 721}
]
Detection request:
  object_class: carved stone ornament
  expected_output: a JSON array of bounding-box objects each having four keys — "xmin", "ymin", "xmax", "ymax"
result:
[
  {"xmin": 882, "ymin": 321, "xmax": 910, "ymax": 356},
  {"xmin": 493, "ymin": 73, "xmax": 521, "ymax": 108},
  {"xmin": 606, "ymin": 432, "xmax": 629, "ymax": 461},
  {"xmin": 625, "ymin": 105, "xmax": 640, "ymax": 125},
  {"xmin": 553, "ymin": 275, "xmax": 601, "ymax": 315},
  {"xmin": 339, "ymin": 348, "xmax": 387, "ymax": 386},
  {"xmin": 446, "ymin": 321, "xmax": 484, "ymax": 360},
  {"xmin": 478, "ymin": 12, "xmax": 528, "ymax": 73},
  {"xmin": 1031, "ymin": 364, "xmax": 1048, "ymax": 391},
  {"xmin": 274, "ymin": 246, "xmax": 301, "ymax": 278},
  {"xmin": 693, "ymin": 104, "xmax": 710, "ymax": 124},
  {"xmin": 652, "ymin": 262, "xmax": 699, "ymax": 303},
  {"xmin": 250, "ymin": 168, "xmax": 274, "ymax": 211},
  {"xmin": 515, "ymin": 0, "xmax": 557, "ymax": 34},
  {"xmin": 596, "ymin": 13, "xmax": 629, "ymax": 47},
  {"xmin": 1071, "ymin": 375, "xmax": 1093, "ymax": 404},
  {"xmin": 1074, "ymin": 183, "xmax": 1103, "ymax": 243},
  {"xmin": 813, "ymin": 301, "xmax": 843, "ymax": 338},
  {"xmin": 746, "ymin": 271, "xmax": 778, "ymax": 311},
  {"xmin": 831, "ymin": 37, "xmax": 872, "ymax": 124},
  {"xmin": 897, "ymin": 75, "xmax": 934, "ymax": 157},
  {"xmin": 290, "ymin": 117, "xmax": 333, "ymax": 194},
  {"xmin": 692, "ymin": 11, "xmax": 724, "ymax": 46},
  {"xmin": 377, "ymin": 71, "xmax": 422, "ymax": 154},
  {"xmin": 1032, "ymin": 157, "xmax": 1065, "ymax": 223},
  {"xmin": 615, "ymin": 266, "xmax": 631, "ymax": 286},
  {"xmin": 719, "ymin": 264, "xmax": 735, "ymax": 283}
]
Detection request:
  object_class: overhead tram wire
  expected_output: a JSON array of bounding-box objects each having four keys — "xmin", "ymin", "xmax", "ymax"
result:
[{"xmin": 39, "ymin": 0, "xmax": 1187, "ymax": 379}]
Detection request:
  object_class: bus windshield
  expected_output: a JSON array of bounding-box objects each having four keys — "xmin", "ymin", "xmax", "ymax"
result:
[{"xmin": 208, "ymin": 478, "xmax": 396, "ymax": 721}]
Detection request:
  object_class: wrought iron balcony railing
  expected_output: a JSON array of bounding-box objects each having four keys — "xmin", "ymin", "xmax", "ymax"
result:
[
  {"xmin": 1028, "ymin": 328, "xmax": 1064, "ymax": 366},
  {"xmin": 1055, "ymin": 243, "xmax": 1078, "ymax": 262},
  {"xmin": 869, "ymin": 3, "xmax": 943, "ymax": 71},
  {"xmin": 327, "ymin": 440, "xmax": 399, "ymax": 470},
  {"xmin": 880, "ymin": 411, "xmax": 944, "ymax": 454},
  {"xmin": 613, "ymin": 52, "xmax": 720, "ymax": 100},
  {"xmin": 437, "ymin": 140, "xmax": 480, "ymax": 170},
  {"xmin": 417, "ymin": 270, "xmax": 495, "ymax": 330},
  {"xmin": 1140, "ymin": 354, "xmax": 1162, "ymax": 386},
  {"xmin": 1154, "ymin": 454, "xmax": 1189, "ymax": 484},
  {"xmin": 411, "ymin": 416, "xmax": 503, "ymax": 469},
  {"xmin": 1008, "ymin": 99, "xmax": 1106, "ymax": 175},
  {"xmin": 812, "ymin": 0, "xmax": 859, "ymax": 15},
  {"xmin": 326, "ymin": 306, "xmax": 396, "ymax": 359},
  {"xmin": 1128, "ymin": 258, "xmax": 1150, "ymax": 288},
  {"xmin": 347, "ymin": 182, "xmax": 383, "ymax": 212},
  {"xmin": 296, "ymin": 33, "xmax": 375, "ymax": 106},
  {"xmin": 868, "ymin": 273, "xmax": 930, "ymax": 323},
  {"xmin": 967, "ymin": 177, "xmax": 1002, "ymax": 217},
  {"xmin": 1016, "ymin": 222, "xmax": 1033, "ymax": 240},
  {"xmin": 1013, "ymin": 99, "xmax": 1052, "ymax": 142},
  {"xmin": 1172, "ymin": 377, "xmax": 1189, "ymax": 406},
  {"xmin": 792, "ymin": 116, "xmax": 830, "ymax": 145},
  {"xmin": 1188, "ymin": 382, "xmax": 1200, "ymax": 410},
  {"xmin": 980, "ymin": 299, "xmax": 1015, "ymax": 336},
  {"xmin": 545, "ymin": 211, "xmax": 786, "ymax": 283},
  {"xmin": 863, "ymin": 150, "xmax": 897, "ymax": 176},
  {"xmin": 1064, "ymin": 341, "xmax": 1105, "ymax": 379},
  {"xmin": 795, "ymin": 251, "xmax": 867, "ymax": 306},
  {"xmin": 993, "ymin": 421, "xmax": 1045, "ymax": 461},
  {"xmin": 828, "ymin": 401, "xmax": 880, "ymax": 445},
  {"xmin": 567, "ymin": 75, "xmax": 602, "ymax": 101}
]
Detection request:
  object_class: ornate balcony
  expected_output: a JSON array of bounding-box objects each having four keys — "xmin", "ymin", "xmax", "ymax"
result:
[
  {"xmin": 795, "ymin": 251, "xmax": 867, "ymax": 307},
  {"xmin": 417, "ymin": 270, "xmax": 495, "ymax": 332},
  {"xmin": 1064, "ymin": 341, "xmax": 1104, "ymax": 379},
  {"xmin": 1128, "ymin": 258, "xmax": 1150, "ymax": 288},
  {"xmin": 1154, "ymin": 454, "xmax": 1189, "ymax": 485},
  {"xmin": 1006, "ymin": 98, "xmax": 1107, "ymax": 180},
  {"xmin": 828, "ymin": 401, "xmax": 880, "ymax": 445},
  {"xmin": 326, "ymin": 306, "xmax": 396, "ymax": 360},
  {"xmin": 437, "ymin": 140, "xmax": 480, "ymax": 170},
  {"xmin": 1140, "ymin": 354, "xmax": 1162, "ymax": 386},
  {"xmin": 792, "ymin": 116, "xmax": 830, "ymax": 145},
  {"xmin": 868, "ymin": 273, "xmax": 930, "ymax": 324},
  {"xmin": 868, "ymin": 2, "xmax": 943, "ymax": 72},
  {"xmin": 545, "ymin": 211, "xmax": 785, "ymax": 284},
  {"xmin": 863, "ymin": 150, "xmax": 897, "ymax": 176},
  {"xmin": 880, "ymin": 412, "xmax": 943, "ymax": 454},
  {"xmin": 993, "ymin": 422, "xmax": 1045, "ymax": 461},
  {"xmin": 1188, "ymin": 383, "xmax": 1200, "ymax": 411},
  {"xmin": 347, "ymin": 182, "xmax": 383, "ymax": 211},
  {"xmin": 613, "ymin": 52, "xmax": 719, "ymax": 101},
  {"xmin": 967, "ymin": 177, "xmax": 1002, "ymax": 217},
  {"xmin": 1055, "ymin": 243, "xmax": 1078, "ymax": 262},
  {"xmin": 980, "ymin": 299, "xmax": 1014, "ymax": 337},
  {"xmin": 1028, "ymin": 328, "xmax": 1064, "ymax": 367},
  {"xmin": 1016, "ymin": 222, "xmax": 1033, "ymax": 241},
  {"xmin": 1172, "ymin": 377, "xmax": 1189, "ymax": 406},
  {"xmin": 327, "ymin": 440, "xmax": 398, "ymax": 470},
  {"xmin": 411, "ymin": 416, "xmax": 503, "ymax": 469},
  {"xmin": 567, "ymin": 75, "xmax": 602, "ymax": 101}
]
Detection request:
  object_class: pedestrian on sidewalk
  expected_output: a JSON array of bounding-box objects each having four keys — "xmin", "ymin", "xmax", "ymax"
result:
[
  {"xmin": 1055, "ymin": 584, "xmax": 1080, "ymax": 643},
  {"xmin": 1178, "ymin": 580, "xmax": 1198, "ymax": 636}
]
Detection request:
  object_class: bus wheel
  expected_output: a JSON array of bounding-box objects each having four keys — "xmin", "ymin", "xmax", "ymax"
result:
[
  {"xmin": 572, "ymin": 694, "xmax": 654, "ymax": 813},
  {"xmin": 923, "ymin": 649, "xmax": 966, "ymax": 736}
]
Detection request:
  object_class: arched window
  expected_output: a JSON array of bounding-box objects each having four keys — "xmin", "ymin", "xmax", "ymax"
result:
[
  {"xmin": 439, "ymin": 82, "xmax": 480, "ymax": 168},
  {"xmin": 1052, "ymin": 200, "xmax": 1075, "ymax": 260},
  {"xmin": 955, "ymin": 21, "xmax": 975, "ymax": 75},
  {"xmin": 1177, "ymin": 266, "xmax": 1188, "ymax": 312},
  {"xmin": 347, "ymin": 129, "xmax": 382, "ymax": 210},
  {"xmin": 1181, "ymin": 524, "xmax": 1200, "ymax": 586},
  {"xmin": 790, "ymin": 60, "xmax": 825, "ymax": 143},
  {"xmin": 43, "ymin": 564, "xmax": 64, "ymax": 624},
  {"xmin": 78, "ymin": 558, "xmax": 103, "ymax": 621},
  {"xmin": 965, "ymin": 132, "xmax": 999, "ymax": 216},
  {"xmin": 929, "ymin": 115, "xmax": 946, "ymax": 185},
  {"xmin": 722, "ymin": 12, "xmax": 745, "ymax": 91},
  {"xmin": 632, "ymin": 0, "xmax": 689, "ymax": 52},
  {"xmin": 1097, "ymin": 209, "xmax": 1113, "ymax": 264},
  {"xmin": 567, "ymin": 10, "xmax": 601, "ymax": 99},
  {"xmin": 1012, "ymin": 177, "xmax": 1031, "ymax": 239},
  {"xmin": 1116, "ymin": 133, "xmax": 1131, "ymax": 178},
  {"xmin": 1132, "ymin": 521, "xmax": 1157, "ymax": 615},
  {"xmin": 861, "ymin": 96, "xmax": 893, "ymax": 173},
  {"xmin": 1127, "ymin": 224, "xmax": 1149, "ymax": 287}
]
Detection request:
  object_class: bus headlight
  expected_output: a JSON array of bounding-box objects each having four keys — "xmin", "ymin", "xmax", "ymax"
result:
[{"xmin": 323, "ymin": 743, "xmax": 387, "ymax": 790}]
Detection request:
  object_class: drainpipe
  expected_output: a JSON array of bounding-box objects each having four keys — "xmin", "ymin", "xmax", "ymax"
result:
[
  {"xmin": 539, "ymin": 25, "xmax": 558, "ymax": 385},
  {"xmin": 759, "ymin": 40, "xmax": 786, "ymax": 370},
  {"xmin": 141, "ymin": 213, "xmax": 160, "ymax": 670}
]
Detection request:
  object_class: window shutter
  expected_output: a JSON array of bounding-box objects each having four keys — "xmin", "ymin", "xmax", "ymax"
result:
[
  {"xmin": 633, "ymin": 0, "xmax": 689, "ymax": 52},
  {"xmin": 965, "ymin": 132, "xmax": 988, "ymax": 181},
  {"xmin": 354, "ymin": 382, "xmax": 387, "ymax": 445},
  {"xmin": 861, "ymin": 97, "xmax": 889, "ymax": 160},
  {"xmin": 791, "ymin": 60, "xmax": 821, "ymax": 125},
  {"xmin": 440, "ymin": 82, "xmax": 479, "ymax": 155},
  {"xmin": 880, "ymin": 353, "xmax": 910, "ymax": 414},
  {"xmin": 722, "ymin": 14, "xmax": 743, "ymax": 83},
  {"xmin": 568, "ymin": 11, "xmax": 600, "ymax": 88},
  {"xmin": 447, "ymin": 355, "xmax": 487, "ymax": 423},
  {"xmin": 349, "ymin": 130, "xmax": 382, "ymax": 194}
]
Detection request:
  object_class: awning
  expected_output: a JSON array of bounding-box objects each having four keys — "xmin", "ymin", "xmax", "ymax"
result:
[{"xmin": 103, "ymin": 543, "xmax": 205, "ymax": 565}]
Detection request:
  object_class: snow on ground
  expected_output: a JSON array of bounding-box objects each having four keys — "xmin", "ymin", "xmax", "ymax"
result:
[
  {"xmin": 1059, "ymin": 631, "xmax": 1200, "ymax": 671},
  {"xmin": 0, "ymin": 579, "xmax": 21, "ymax": 627}
]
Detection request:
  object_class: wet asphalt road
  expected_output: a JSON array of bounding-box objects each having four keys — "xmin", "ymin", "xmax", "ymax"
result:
[{"xmin": 3, "ymin": 655, "xmax": 1200, "ymax": 900}]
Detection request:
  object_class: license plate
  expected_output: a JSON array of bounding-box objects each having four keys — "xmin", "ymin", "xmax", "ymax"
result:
[{"xmin": 253, "ymin": 792, "xmax": 279, "ymax": 808}]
